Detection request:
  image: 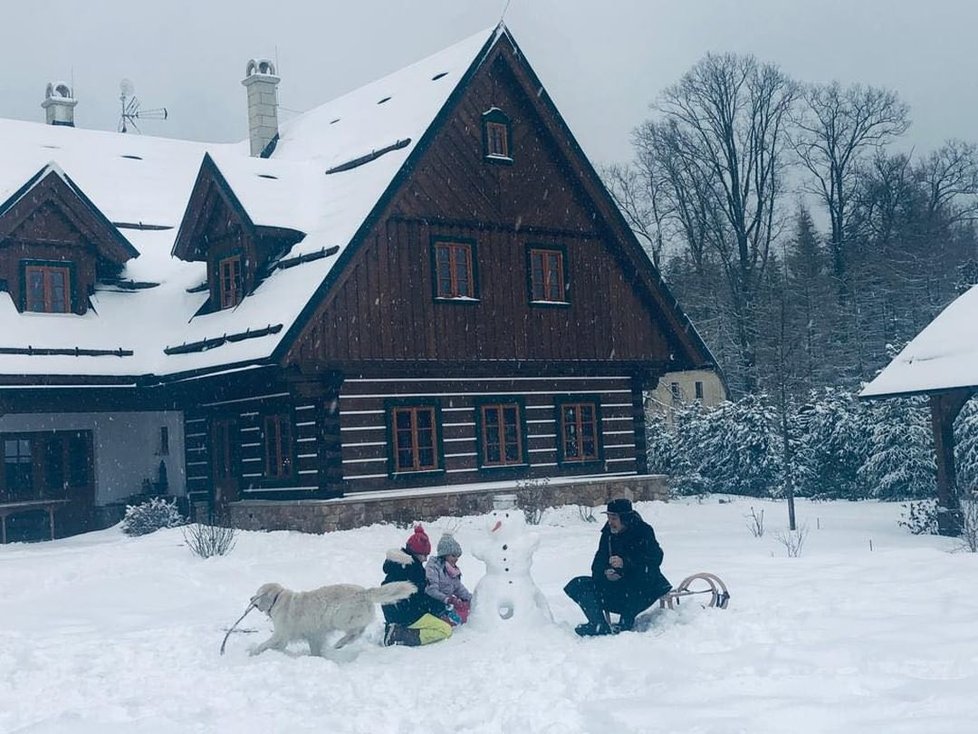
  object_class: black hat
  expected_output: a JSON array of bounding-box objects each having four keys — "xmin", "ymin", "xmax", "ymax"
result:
[{"xmin": 603, "ymin": 498, "xmax": 633, "ymax": 515}]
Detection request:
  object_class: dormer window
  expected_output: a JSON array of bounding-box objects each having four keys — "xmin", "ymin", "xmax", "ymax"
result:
[
  {"xmin": 482, "ymin": 108, "xmax": 512, "ymax": 162},
  {"xmin": 24, "ymin": 263, "xmax": 71, "ymax": 313},
  {"xmin": 219, "ymin": 255, "xmax": 243, "ymax": 309}
]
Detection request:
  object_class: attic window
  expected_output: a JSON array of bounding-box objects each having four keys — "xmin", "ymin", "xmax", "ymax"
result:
[
  {"xmin": 431, "ymin": 72, "xmax": 448, "ymax": 81},
  {"xmin": 218, "ymin": 255, "xmax": 243, "ymax": 310},
  {"xmin": 482, "ymin": 108, "xmax": 512, "ymax": 162},
  {"xmin": 377, "ymin": 97, "xmax": 392, "ymax": 105},
  {"xmin": 120, "ymin": 154, "xmax": 143, "ymax": 161},
  {"xmin": 257, "ymin": 174, "xmax": 278, "ymax": 180}
]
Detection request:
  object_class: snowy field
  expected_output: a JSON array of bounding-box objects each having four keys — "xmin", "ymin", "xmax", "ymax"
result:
[{"xmin": 1, "ymin": 496, "xmax": 976, "ymax": 734}]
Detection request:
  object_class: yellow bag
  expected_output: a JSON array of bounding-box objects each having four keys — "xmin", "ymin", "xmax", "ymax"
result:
[{"xmin": 408, "ymin": 613, "xmax": 453, "ymax": 645}]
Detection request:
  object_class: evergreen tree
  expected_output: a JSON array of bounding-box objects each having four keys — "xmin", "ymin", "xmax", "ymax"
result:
[{"xmin": 858, "ymin": 397, "xmax": 936, "ymax": 499}]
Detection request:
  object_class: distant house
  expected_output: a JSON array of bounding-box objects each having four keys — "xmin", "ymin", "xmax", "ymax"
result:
[
  {"xmin": 861, "ymin": 286, "xmax": 978, "ymax": 534},
  {"xmin": 0, "ymin": 25, "xmax": 714, "ymax": 540},
  {"xmin": 648, "ymin": 368, "xmax": 727, "ymax": 421}
]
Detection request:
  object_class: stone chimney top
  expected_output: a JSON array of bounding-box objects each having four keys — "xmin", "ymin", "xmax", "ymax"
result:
[
  {"xmin": 42, "ymin": 81, "xmax": 78, "ymax": 127},
  {"xmin": 242, "ymin": 58, "xmax": 280, "ymax": 158}
]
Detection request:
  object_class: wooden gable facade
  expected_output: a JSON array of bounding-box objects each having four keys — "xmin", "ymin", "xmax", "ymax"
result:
[
  {"xmin": 175, "ymin": 32, "xmax": 712, "ymax": 512},
  {"xmin": 0, "ymin": 28, "xmax": 715, "ymax": 538}
]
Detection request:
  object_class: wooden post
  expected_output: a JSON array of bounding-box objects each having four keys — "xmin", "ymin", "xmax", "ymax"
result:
[{"xmin": 929, "ymin": 390, "xmax": 972, "ymax": 536}]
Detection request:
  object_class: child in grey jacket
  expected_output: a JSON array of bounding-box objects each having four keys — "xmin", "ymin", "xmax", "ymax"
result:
[{"xmin": 425, "ymin": 533, "xmax": 472, "ymax": 624}]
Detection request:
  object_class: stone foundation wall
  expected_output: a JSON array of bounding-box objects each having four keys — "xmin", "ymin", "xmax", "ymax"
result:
[{"xmin": 228, "ymin": 474, "xmax": 670, "ymax": 534}]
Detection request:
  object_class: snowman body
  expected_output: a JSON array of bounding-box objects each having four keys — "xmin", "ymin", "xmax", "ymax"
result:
[{"xmin": 469, "ymin": 507, "xmax": 553, "ymax": 629}]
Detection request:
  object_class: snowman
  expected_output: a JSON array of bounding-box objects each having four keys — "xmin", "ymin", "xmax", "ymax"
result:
[{"xmin": 468, "ymin": 494, "xmax": 553, "ymax": 629}]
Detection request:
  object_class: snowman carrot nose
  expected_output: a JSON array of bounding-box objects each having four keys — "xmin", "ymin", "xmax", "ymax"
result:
[{"xmin": 491, "ymin": 520, "xmax": 502, "ymax": 532}]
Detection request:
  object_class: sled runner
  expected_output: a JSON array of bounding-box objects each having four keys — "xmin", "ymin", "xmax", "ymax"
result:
[{"xmin": 659, "ymin": 572, "xmax": 730, "ymax": 610}]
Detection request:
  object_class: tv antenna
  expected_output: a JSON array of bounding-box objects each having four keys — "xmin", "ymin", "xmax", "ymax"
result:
[{"xmin": 118, "ymin": 78, "xmax": 168, "ymax": 133}]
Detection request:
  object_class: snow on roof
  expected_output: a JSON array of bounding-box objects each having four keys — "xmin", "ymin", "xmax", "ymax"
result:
[
  {"xmin": 861, "ymin": 284, "xmax": 978, "ymax": 398},
  {"xmin": 0, "ymin": 26, "xmax": 498, "ymax": 381}
]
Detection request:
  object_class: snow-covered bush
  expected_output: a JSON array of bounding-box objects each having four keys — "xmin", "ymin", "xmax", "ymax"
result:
[
  {"xmin": 898, "ymin": 499, "xmax": 939, "ymax": 535},
  {"xmin": 183, "ymin": 521, "xmax": 237, "ymax": 558},
  {"xmin": 122, "ymin": 497, "xmax": 185, "ymax": 537}
]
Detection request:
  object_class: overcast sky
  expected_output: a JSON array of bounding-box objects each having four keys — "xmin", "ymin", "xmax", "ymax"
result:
[{"xmin": 2, "ymin": 0, "xmax": 977, "ymax": 167}]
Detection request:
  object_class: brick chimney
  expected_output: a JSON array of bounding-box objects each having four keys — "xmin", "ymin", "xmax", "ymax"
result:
[
  {"xmin": 242, "ymin": 58, "xmax": 280, "ymax": 158},
  {"xmin": 42, "ymin": 81, "xmax": 77, "ymax": 127}
]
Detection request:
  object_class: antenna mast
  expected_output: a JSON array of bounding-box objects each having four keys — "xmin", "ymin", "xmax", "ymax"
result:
[{"xmin": 118, "ymin": 78, "xmax": 168, "ymax": 133}]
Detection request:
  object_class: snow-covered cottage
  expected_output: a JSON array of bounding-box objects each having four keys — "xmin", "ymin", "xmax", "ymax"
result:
[{"xmin": 0, "ymin": 25, "xmax": 714, "ymax": 540}]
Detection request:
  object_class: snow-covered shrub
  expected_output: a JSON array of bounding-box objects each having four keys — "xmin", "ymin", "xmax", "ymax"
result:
[
  {"xmin": 776, "ymin": 525, "xmax": 809, "ymax": 557},
  {"xmin": 898, "ymin": 499, "xmax": 939, "ymax": 535},
  {"xmin": 122, "ymin": 497, "xmax": 185, "ymax": 537},
  {"xmin": 183, "ymin": 521, "xmax": 237, "ymax": 558},
  {"xmin": 745, "ymin": 506, "xmax": 765, "ymax": 538},
  {"xmin": 517, "ymin": 477, "xmax": 550, "ymax": 525},
  {"xmin": 954, "ymin": 492, "xmax": 978, "ymax": 552}
]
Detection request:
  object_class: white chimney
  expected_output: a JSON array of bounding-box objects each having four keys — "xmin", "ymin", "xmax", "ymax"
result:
[
  {"xmin": 42, "ymin": 81, "xmax": 77, "ymax": 127},
  {"xmin": 242, "ymin": 58, "xmax": 280, "ymax": 158}
]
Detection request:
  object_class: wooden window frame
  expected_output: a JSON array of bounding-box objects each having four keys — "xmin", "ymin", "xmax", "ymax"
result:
[
  {"xmin": 482, "ymin": 108, "xmax": 513, "ymax": 163},
  {"xmin": 555, "ymin": 397, "xmax": 603, "ymax": 465},
  {"xmin": 218, "ymin": 255, "xmax": 243, "ymax": 310},
  {"xmin": 211, "ymin": 418, "xmax": 237, "ymax": 481},
  {"xmin": 476, "ymin": 399, "xmax": 528, "ymax": 469},
  {"xmin": 387, "ymin": 403, "xmax": 442, "ymax": 475},
  {"xmin": 527, "ymin": 245, "xmax": 569, "ymax": 305},
  {"xmin": 431, "ymin": 238, "xmax": 478, "ymax": 301},
  {"xmin": 263, "ymin": 414, "xmax": 293, "ymax": 479},
  {"xmin": 21, "ymin": 261, "xmax": 73, "ymax": 313}
]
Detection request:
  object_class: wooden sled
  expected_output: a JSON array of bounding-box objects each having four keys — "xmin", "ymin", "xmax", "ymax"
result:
[{"xmin": 659, "ymin": 572, "xmax": 730, "ymax": 610}]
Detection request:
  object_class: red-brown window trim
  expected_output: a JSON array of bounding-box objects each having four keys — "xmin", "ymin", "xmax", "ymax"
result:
[
  {"xmin": 485, "ymin": 121, "xmax": 510, "ymax": 158},
  {"xmin": 433, "ymin": 240, "xmax": 476, "ymax": 299},
  {"xmin": 23, "ymin": 263, "xmax": 71, "ymax": 313},
  {"xmin": 558, "ymin": 400, "xmax": 601, "ymax": 463},
  {"xmin": 528, "ymin": 247, "xmax": 567, "ymax": 303},
  {"xmin": 218, "ymin": 255, "xmax": 243, "ymax": 310},
  {"xmin": 479, "ymin": 402, "xmax": 525, "ymax": 467},
  {"xmin": 391, "ymin": 405, "xmax": 439, "ymax": 473},
  {"xmin": 263, "ymin": 415, "xmax": 293, "ymax": 479}
]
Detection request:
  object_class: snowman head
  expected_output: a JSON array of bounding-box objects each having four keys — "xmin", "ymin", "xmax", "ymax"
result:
[{"xmin": 487, "ymin": 507, "xmax": 527, "ymax": 537}]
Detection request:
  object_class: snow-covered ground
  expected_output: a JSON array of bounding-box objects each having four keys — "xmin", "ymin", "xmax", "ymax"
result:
[{"xmin": 2, "ymin": 497, "xmax": 976, "ymax": 733}]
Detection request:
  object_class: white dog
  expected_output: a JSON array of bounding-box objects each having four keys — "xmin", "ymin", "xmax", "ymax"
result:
[{"xmin": 248, "ymin": 580, "xmax": 416, "ymax": 656}]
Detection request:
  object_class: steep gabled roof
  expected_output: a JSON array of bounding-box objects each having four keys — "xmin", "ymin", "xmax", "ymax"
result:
[
  {"xmin": 0, "ymin": 162, "xmax": 139, "ymax": 263},
  {"xmin": 0, "ymin": 24, "xmax": 714, "ymax": 382},
  {"xmin": 861, "ymin": 284, "xmax": 978, "ymax": 399}
]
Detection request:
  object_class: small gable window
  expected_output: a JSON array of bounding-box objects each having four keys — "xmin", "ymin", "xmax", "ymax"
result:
[
  {"xmin": 482, "ymin": 108, "xmax": 512, "ymax": 162},
  {"xmin": 528, "ymin": 247, "xmax": 568, "ymax": 304},
  {"xmin": 433, "ymin": 240, "xmax": 476, "ymax": 300},
  {"xmin": 24, "ymin": 263, "xmax": 71, "ymax": 313},
  {"xmin": 219, "ymin": 255, "xmax": 243, "ymax": 310}
]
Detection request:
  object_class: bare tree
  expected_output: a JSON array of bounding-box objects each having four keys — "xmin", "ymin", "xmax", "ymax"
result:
[
  {"xmin": 602, "ymin": 161, "xmax": 671, "ymax": 268},
  {"xmin": 916, "ymin": 139, "xmax": 978, "ymax": 227},
  {"xmin": 651, "ymin": 53, "xmax": 798, "ymax": 393},
  {"xmin": 792, "ymin": 82, "xmax": 910, "ymax": 299}
]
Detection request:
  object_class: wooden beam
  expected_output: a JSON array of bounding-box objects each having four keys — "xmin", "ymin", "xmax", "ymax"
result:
[{"xmin": 929, "ymin": 388, "xmax": 973, "ymax": 536}]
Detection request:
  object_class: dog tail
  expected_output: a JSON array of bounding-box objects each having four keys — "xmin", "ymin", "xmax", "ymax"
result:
[{"xmin": 364, "ymin": 581, "xmax": 416, "ymax": 605}]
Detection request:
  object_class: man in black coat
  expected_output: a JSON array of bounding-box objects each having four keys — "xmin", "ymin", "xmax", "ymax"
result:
[{"xmin": 564, "ymin": 498, "xmax": 672, "ymax": 636}]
